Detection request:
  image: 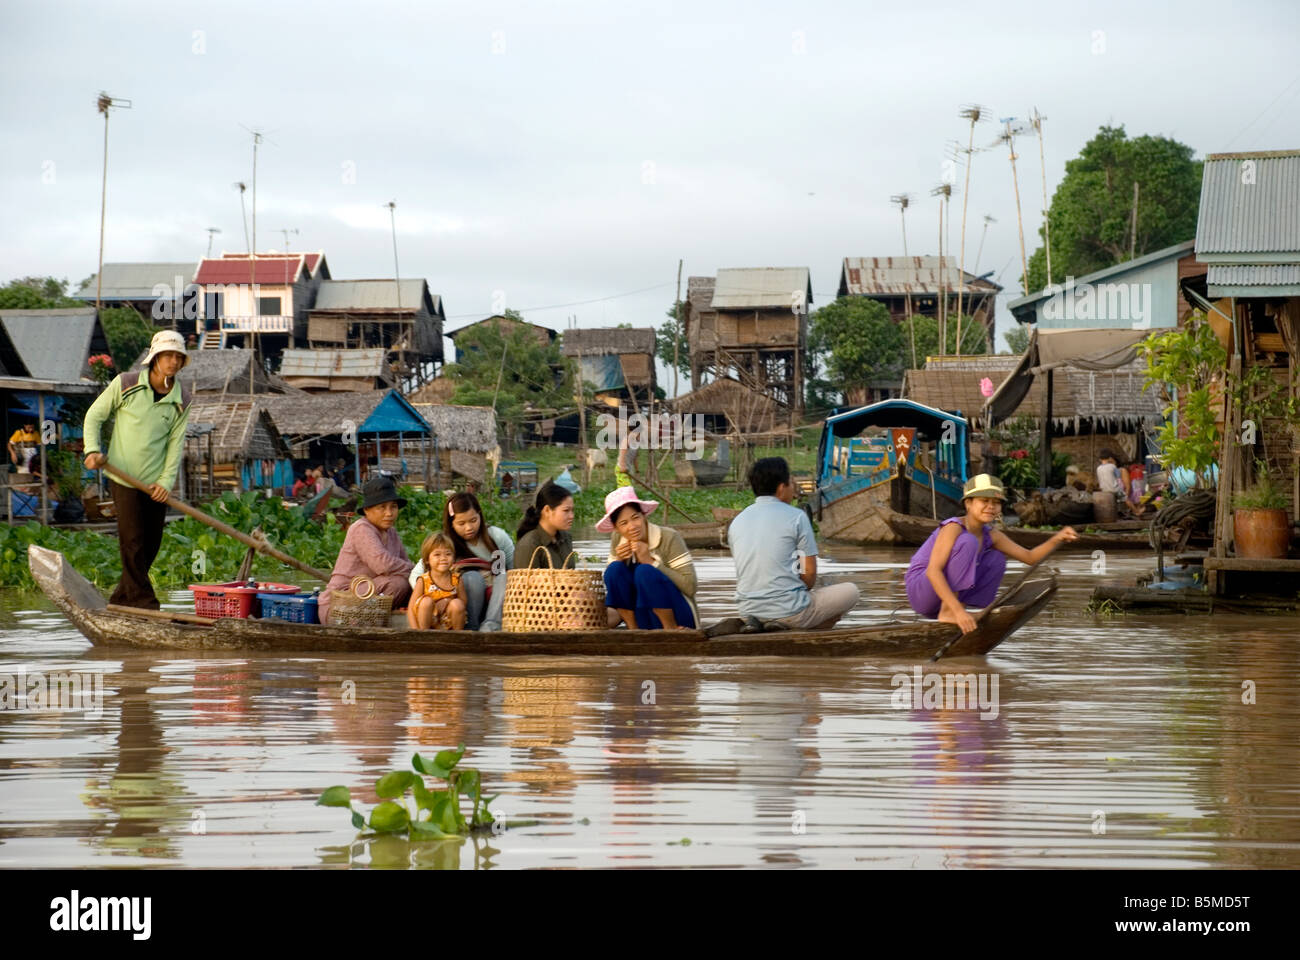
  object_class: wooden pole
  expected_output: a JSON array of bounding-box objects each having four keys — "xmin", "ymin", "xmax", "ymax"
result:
[
  {"xmin": 38, "ymin": 393, "xmax": 48, "ymax": 525},
  {"xmin": 672, "ymin": 259, "xmax": 683, "ymax": 403},
  {"xmin": 1129, "ymin": 180, "xmax": 1139, "ymax": 261},
  {"xmin": 1040, "ymin": 368, "xmax": 1053, "ymax": 490},
  {"xmin": 102, "ymin": 461, "xmax": 332, "ymax": 582},
  {"xmin": 622, "ymin": 466, "xmax": 698, "ymax": 523},
  {"xmin": 1007, "ymin": 123, "xmax": 1029, "ymax": 296}
]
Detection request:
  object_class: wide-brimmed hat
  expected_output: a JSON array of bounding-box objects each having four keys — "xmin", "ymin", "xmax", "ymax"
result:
[
  {"xmin": 361, "ymin": 476, "xmax": 407, "ymax": 510},
  {"xmin": 963, "ymin": 473, "xmax": 1006, "ymax": 501},
  {"xmin": 141, "ymin": 330, "xmax": 190, "ymax": 369},
  {"xmin": 595, "ymin": 485, "xmax": 659, "ymax": 533}
]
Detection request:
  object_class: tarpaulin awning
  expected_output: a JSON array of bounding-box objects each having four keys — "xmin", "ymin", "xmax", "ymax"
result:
[
  {"xmin": 358, "ymin": 390, "xmax": 430, "ymax": 436},
  {"xmin": 985, "ymin": 327, "xmax": 1153, "ymax": 425}
]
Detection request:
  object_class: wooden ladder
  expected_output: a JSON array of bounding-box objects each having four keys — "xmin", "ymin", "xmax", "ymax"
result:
[{"xmin": 200, "ymin": 329, "xmax": 224, "ymax": 349}]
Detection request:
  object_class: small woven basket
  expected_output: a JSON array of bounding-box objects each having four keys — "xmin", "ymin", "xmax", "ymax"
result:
[
  {"xmin": 502, "ymin": 546, "xmax": 606, "ymax": 632},
  {"xmin": 327, "ymin": 576, "xmax": 394, "ymax": 628}
]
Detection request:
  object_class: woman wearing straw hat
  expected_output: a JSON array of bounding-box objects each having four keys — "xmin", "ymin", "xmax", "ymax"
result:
[
  {"xmin": 597, "ymin": 485, "xmax": 698, "ymax": 630},
  {"xmin": 904, "ymin": 473, "xmax": 1078, "ymax": 633},
  {"xmin": 82, "ymin": 330, "xmax": 193, "ymax": 609}
]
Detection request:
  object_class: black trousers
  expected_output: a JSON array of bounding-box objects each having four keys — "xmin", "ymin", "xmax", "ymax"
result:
[{"xmin": 109, "ymin": 480, "xmax": 168, "ymax": 609}]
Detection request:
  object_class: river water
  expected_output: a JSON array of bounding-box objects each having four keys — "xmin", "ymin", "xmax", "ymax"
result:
[{"xmin": 1, "ymin": 539, "xmax": 1297, "ymax": 869}]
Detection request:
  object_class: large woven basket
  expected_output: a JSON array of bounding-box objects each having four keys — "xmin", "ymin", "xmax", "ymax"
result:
[
  {"xmin": 327, "ymin": 576, "xmax": 394, "ymax": 628},
  {"xmin": 502, "ymin": 546, "xmax": 606, "ymax": 632}
]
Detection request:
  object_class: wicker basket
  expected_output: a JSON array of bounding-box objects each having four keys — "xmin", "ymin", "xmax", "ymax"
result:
[
  {"xmin": 502, "ymin": 546, "xmax": 606, "ymax": 632},
  {"xmin": 327, "ymin": 576, "xmax": 394, "ymax": 628}
]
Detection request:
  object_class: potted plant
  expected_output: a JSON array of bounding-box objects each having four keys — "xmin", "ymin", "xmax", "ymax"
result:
[{"xmin": 1232, "ymin": 460, "xmax": 1291, "ymax": 559}]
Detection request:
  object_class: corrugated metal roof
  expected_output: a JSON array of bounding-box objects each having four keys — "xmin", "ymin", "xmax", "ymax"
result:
[
  {"xmin": 279, "ymin": 348, "xmax": 387, "ymax": 378},
  {"xmin": 0, "ymin": 308, "xmax": 100, "ymax": 382},
  {"xmin": 1196, "ymin": 150, "xmax": 1300, "ymax": 258},
  {"xmin": 313, "ymin": 279, "xmax": 430, "ymax": 312},
  {"xmin": 840, "ymin": 256, "xmax": 1003, "ymax": 296},
  {"xmin": 1006, "ymin": 240, "xmax": 1196, "ymax": 312},
  {"xmin": 1206, "ymin": 264, "xmax": 1300, "ymax": 285},
  {"xmin": 711, "ymin": 268, "xmax": 812, "ymax": 309},
  {"xmin": 71, "ymin": 262, "xmax": 197, "ymax": 301}
]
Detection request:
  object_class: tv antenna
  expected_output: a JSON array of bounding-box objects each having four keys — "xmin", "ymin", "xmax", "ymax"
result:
[
  {"xmin": 205, "ymin": 227, "xmax": 222, "ymax": 257},
  {"xmin": 278, "ymin": 227, "xmax": 299, "ymax": 251},
  {"xmin": 1030, "ymin": 107, "xmax": 1052, "ymax": 281},
  {"xmin": 891, "ymin": 193, "xmax": 917, "ymax": 368},
  {"xmin": 931, "ymin": 183, "xmax": 953, "ymax": 354},
  {"xmin": 954, "ymin": 104, "xmax": 987, "ymax": 352},
  {"xmin": 992, "ymin": 118, "xmax": 1032, "ymax": 296},
  {"xmin": 94, "ymin": 92, "xmax": 132, "ymax": 312},
  {"xmin": 974, "ymin": 215, "xmax": 997, "ymax": 274}
]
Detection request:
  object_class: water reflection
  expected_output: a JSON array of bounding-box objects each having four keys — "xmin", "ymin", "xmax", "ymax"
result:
[{"xmin": 2, "ymin": 543, "xmax": 1299, "ymax": 868}]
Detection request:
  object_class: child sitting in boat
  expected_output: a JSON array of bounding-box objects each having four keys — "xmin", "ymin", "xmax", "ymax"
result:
[
  {"xmin": 728, "ymin": 456, "xmax": 861, "ymax": 631},
  {"xmin": 905, "ymin": 474, "xmax": 1078, "ymax": 633},
  {"xmin": 409, "ymin": 492, "xmax": 514, "ymax": 630},
  {"xmin": 408, "ymin": 532, "xmax": 468, "ymax": 630}
]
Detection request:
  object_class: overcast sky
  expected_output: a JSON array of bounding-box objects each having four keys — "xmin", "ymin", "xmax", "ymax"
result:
[{"xmin": 3, "ymin": 0, "xmax": 1299, "ymax": 382}]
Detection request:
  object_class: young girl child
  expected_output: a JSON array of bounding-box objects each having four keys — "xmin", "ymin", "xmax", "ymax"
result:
[
  {"xmin": 408, "ymin": 492, "xmax": 514, "ymax": 629},
  {"xmin": 408, "ymin": 532, "xmax": 468, "ymax": 630},
  {"xmin": 905, "ymin": 474, "xmax": 1078, "ymax": 634}
]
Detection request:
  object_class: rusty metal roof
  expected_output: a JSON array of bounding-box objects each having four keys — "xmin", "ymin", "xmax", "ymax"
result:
[{"xmin": 840, "ymin": 257, "xmax": 1002, "ymax": 296}]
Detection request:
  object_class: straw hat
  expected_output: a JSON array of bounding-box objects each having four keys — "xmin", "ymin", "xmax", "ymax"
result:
[
  {"xmin": 963, "ymin": 473, "xmax": 1006, "ymax": 501},
  {"xmin": 141, "ymin": 330, "xmax": 190, "ymax": 369},
  {"xmin": 595, "ymin": 486, "xmax": 659, "ymax": 533}
]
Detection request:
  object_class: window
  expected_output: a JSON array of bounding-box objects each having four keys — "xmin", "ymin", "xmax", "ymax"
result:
[{"xmin": 258, "ymin": 296, "xmax": 282, "ymax": 315}]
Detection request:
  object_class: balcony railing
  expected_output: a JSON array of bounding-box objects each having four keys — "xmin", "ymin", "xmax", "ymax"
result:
[{"xmin": 220, "ymin": 315, "xmax": 293, "ymax": 333}]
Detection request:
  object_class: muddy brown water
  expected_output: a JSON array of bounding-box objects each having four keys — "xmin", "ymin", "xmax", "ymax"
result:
[{"xmin": 1, "ymin": 539, "xmax": 1297, "ymax": 869}]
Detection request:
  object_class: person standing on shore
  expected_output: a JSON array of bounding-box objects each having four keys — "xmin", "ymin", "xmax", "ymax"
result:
[{"xmin": 82, "ymin": 331, "xmax": 192, "ymax": 609}]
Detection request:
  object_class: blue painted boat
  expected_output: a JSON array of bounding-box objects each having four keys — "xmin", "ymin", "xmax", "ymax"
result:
[{"xmin": 811, "ymin": 399, "xmax": 970, "ymax": 543}]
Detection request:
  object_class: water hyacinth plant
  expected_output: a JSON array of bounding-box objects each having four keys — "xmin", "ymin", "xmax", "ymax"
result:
[{"xmin": 317, "ymin": 745, "xmax": 503, "ymax": 839}]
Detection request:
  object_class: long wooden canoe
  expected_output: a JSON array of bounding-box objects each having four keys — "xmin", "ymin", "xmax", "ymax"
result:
[
  {"xmin": 881, "ymin": 507, "xmax": 1172, "ymax": 551},
  {"xmin": 29, "ymin": 544, "xmax": 1056, "ymax": 659}
]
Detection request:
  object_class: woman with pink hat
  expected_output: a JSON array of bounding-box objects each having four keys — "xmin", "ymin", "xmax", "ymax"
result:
[{"xmin": 597, "ymin": 485, "xmax": 698, "ymax": 630}]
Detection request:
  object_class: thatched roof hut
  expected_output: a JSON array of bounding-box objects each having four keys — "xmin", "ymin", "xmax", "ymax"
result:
[
  {"xmin": 131, "ymin": 347, "xmax": 296, "ymax": 396},
  {"xmin": 673, "ymin": 376, "xmax": 781, "ymax": 434},
  {"xmin": 410, "ymin": 403, "xmax": 498, "ymax": 484},
  {"xmin": 257, "ymin": 390, "xmax": 430, "ymax": 443},
  {"xmin": 411, "ymin": 404, "xmax": 497, "ymax": 452},
  {"xmin": 903, "ymin": 356, "xmax": 1163, "ymax": 434},
  {"xmin": 183, "ymin": 399, "xmax": 292, "ymax": 497}
]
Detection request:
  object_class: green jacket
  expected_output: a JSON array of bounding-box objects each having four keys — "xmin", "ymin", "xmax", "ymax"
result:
[{"xmin": 83, "ymin": 371, "xmax": 192, "ymax": 489}]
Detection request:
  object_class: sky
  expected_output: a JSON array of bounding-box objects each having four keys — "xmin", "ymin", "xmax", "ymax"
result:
[{"xmin": 3, "ymin": 0, "xmax": 1299, "ymax": 389}]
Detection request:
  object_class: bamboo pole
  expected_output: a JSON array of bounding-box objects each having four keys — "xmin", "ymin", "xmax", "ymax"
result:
[
  {"xmin": 102, "ymin": 461, "xmax": 332, "ymax": 582},
  {"xmin": 108, "ymin": 604, "xmax": 216, "ymax": 625}
]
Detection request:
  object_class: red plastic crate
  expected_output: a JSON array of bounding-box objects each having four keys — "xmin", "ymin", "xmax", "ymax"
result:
[{"xmin": 189, "ymin": 581, "xmax": 298, "ymax": 620}]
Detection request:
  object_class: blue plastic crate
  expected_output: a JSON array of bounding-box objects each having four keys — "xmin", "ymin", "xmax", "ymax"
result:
[{"xmin": 257, "ymin": 592, "xmax": 320, "ymax": 624}]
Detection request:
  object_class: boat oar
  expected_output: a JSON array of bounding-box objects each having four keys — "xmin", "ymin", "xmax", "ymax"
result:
[
  {"xmin": 101, "ymin": 461, "xmax": 332, "ymax": 583},
  {"xmin": 928, "ymin": 557, "xmax": 1049, "ymax": 662},
  {"xmin": 622, "ymin": 467, "xmax": 699, "ymax": 524}
]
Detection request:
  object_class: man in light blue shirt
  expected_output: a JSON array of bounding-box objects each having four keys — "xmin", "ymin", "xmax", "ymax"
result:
[{"xmin": 727, "ymin": 457, "xmax": 860, "ymax": 631}]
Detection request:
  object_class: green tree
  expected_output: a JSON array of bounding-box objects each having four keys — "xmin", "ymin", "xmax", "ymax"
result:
[
  {"xmin": 1025, "ymin": 125, "xmax": 1202, "ymax": 292},
  {"xmin": 656, "ymin": 302, "xmax": 691, "ymax": 384},
  {"xmin": 809, "ymin": 297, "xmax": 904, "ymax": 398},
  {"xmin": 100, "ymin": 306, "xmax": 153, "ymax": 371},
  {"xmin": 900, "ymin": 313, "xmax": 990, "ymax": 362},
  {"xmin": 1004, "ymin": 324, "xmax": 1031, "ymax": 355},
  {"xmin": 442, "ymin": 311, "xmax": 571, "ymax": 447},
  {"xmin": 0, "ymin": 275, "xmax": 80, "ymax": 309}
]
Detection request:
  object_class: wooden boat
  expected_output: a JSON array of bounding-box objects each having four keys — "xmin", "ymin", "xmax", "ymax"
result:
[
  {"xmin": 812, "ymin": 400, "xmax": 970, "ymax": 544},
  {"xmin": 881, "ymin": 506, "xmax": 1174, "ymax": 551},
  {"xmin": 669, "ymin": 508, "xmax": 740, "ymax": 550},
  {"xmin": 29, "ymin": 544, "xmax": 1057, "ymax": 659}
]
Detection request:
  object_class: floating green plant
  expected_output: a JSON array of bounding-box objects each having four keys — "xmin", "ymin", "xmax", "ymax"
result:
[{"xmin": 318, "ymin": 745, "xmax": 520, "ymax": 839}]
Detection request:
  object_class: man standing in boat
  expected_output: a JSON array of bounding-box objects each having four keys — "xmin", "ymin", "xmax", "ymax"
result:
[{"xmin": 82, "ymin": 331, "xmax": 193, "ymax": 610}]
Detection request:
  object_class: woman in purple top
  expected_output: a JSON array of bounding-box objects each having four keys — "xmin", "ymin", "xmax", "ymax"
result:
[
  {"xmin": 905, "ymin": 474, "xmax": 1077, "ymax": 634},
  {"xmin": 318, "ymin": 476, "xmax": 414, "ymax": 624}
]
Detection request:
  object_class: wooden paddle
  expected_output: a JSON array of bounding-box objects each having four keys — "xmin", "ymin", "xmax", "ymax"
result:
[
  {"xmin": 101, "ymin": 461, "xmax": 332, "ymax": 582},
  {"xmin": 928, "ymin": 556, "xmax": 1050, "ymax": 662},
  {"xmin": 621, "ymin": 466, "xmax": 699, "ymax": 524}
]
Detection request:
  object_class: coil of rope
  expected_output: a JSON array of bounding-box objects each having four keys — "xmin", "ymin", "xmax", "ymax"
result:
[{"xmin": 1150, "ymin": 488, "xmax": 1218, "ymax": 579}]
